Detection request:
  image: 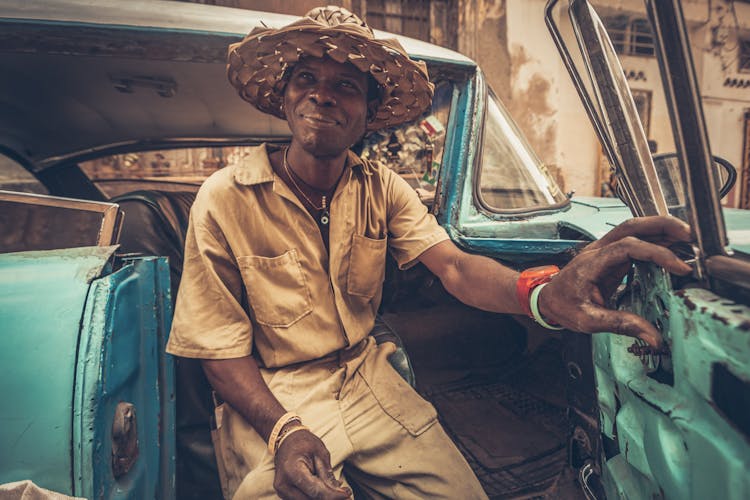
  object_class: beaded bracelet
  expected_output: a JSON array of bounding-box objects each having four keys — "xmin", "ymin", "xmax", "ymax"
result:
[
  {"xmin": 530, "ymin": 283, "xmax": 564, "ymax": 331},
  {"xmin": 268, "ymin": 412, "xmax": 302, "ymax": 454}
]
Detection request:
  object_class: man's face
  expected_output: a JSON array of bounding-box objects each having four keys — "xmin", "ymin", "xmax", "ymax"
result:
[{"xmin": 283, "ymin": 57, "xmax": 373, "ymax": 158}]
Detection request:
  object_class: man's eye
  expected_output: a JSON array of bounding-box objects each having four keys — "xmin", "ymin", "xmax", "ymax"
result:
[{"xmin": 340, "ymin": 81, "xmax": 359, "ymax": 91}]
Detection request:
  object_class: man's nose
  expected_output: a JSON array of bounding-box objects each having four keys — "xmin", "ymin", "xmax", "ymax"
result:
[{"xmin": 309, "ymin": 83, "xmax": 337, "ymax": 106}]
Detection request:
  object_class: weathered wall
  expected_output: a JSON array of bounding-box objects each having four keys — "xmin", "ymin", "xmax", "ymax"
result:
[
  {"xmin": 456, "ymin": 0, "xmax": 600, "ymax": 195},
  {"xmin": 506, "ymin": 0, "xmax": 595, "ymax": 196},
  {"xmin": 693, "ymin": 1, "xmax": 750, "ymax": 207}
]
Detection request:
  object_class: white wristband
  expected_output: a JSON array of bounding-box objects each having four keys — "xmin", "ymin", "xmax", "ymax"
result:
[{"xmin": 530, "ymin": 283, "xmax": 564, "ymax": 331}]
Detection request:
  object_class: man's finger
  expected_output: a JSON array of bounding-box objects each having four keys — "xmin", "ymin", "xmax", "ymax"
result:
[
  {"xmin": 288, "ymin": 466, "xmax": 349, "ymax": 500},
  {"xmin": 597, "ymin": 237, "xmax": 692, "ymax": 276},
  {"xmin": 591, "ymin": 216, "xmax": 692, "ymax": 249},
  {"xmin": 312, "ymin": 455, "xmax": 352, "ymax": 498},
  {"xmin": 579, "ymin": 303, "xmax": 663, "ymax": 347}
]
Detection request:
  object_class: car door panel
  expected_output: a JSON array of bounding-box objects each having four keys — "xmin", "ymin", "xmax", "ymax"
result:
[
  {"xmin": 0, "ymin": 247, "xmax": 115, "ymax": 494},
  {"xmin": 74, "ymin": 255, "xmax": 175, "ymax": 499},
  {"xmin": 0, "ymin": 247, "xmax": 175, "ymax": 499}
]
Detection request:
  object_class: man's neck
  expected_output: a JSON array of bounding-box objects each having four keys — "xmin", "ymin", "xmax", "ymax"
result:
[{"xmin": 285, "ymin": 143, "xmax": 348, "ymax": 191}]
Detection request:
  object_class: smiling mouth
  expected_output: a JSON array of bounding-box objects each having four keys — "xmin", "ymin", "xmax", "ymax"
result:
[{"xmin": 302, "ymin": 114, "xmax": 340, "ymax": 127}]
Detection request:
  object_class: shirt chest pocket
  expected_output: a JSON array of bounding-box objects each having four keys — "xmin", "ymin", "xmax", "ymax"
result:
[
  {"xmin": 347, "ymin": 234, "xmax": 387, "ymax": 298},
  {"xmin": 237, "ymin": 250, "xmax": 313, "ymax": 327}
]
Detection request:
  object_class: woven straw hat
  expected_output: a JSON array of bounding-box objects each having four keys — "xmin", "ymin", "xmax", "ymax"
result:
[{"xmin": 227, "ymin": 6, "xmax": 434, "ymax": 132}]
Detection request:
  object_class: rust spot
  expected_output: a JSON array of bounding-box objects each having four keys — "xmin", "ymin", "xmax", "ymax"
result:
[
  {"xmin": 711, "ymin": 312, "xmax": 730, "ymax": 326},
  {"xmin": 681, "ymin": 295, "xmax": 697, "ymax": 311}
]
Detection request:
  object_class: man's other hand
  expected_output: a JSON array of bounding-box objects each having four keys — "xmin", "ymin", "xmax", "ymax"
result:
[
  {"xmin": 539, "ymin": 216, "xmax": 692, "ymax": 346},
  {"xmin": 273, "ymin": 428, "xmax": 352, "ymax": 500}
]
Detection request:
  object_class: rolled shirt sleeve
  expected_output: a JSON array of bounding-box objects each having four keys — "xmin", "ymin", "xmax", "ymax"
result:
[{"xmin": 384, "ymin": 168, "xmax": 449, "ymax": 269}]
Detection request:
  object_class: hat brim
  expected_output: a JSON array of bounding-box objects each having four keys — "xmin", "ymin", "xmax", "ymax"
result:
[{"xmin": 227, "ymin": 18, "xmax": 434, "ymax": 131}]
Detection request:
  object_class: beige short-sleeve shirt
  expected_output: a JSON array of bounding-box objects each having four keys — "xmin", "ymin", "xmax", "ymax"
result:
[{"xmin": 166, "ymin": 144, "xmax": 448, "ymax": 368}]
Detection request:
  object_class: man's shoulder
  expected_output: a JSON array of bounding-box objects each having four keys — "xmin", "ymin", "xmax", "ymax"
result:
[
  {"xmin": 197, "ymin": 145, "xmax": 270, "ymax": 198},
  {"xmin": 195, "ymin": 164, "xmax": 236, "ymax": 203},
  {"xmin": 357, "ymin": 155, "xmax": 399, "ymax": 184}
]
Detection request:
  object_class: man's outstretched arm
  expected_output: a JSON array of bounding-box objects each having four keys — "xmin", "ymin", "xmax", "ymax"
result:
[{"xmin": 418, "ymin": 216, "xmax": 692, "ymax": 347}]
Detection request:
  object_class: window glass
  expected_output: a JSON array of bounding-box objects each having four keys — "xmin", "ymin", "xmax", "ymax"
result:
[
  {"xmin": 0, "ymin": 155, "xmax": 47, "ymax": 194},
  {"xmin": 603, "ymin": 15, "xmax": 654, "ymax": 57},
  {"xmin": 477, "ymin": 91, "xmax": 567, "ymax": 211},
  {"xmin": 80, "ymin": 146, "xmax": 262, "ymax": 198},
  {"xmin": 630, "ymin": 19, "xmax": 655, "ymax": 56},
  {"xmin": 360, "ymin": 80, "xmax": 453, "ymax": 205},
  {"xmin": 740, "ymin": 37, "xmax": 750, "ymax": 73}
]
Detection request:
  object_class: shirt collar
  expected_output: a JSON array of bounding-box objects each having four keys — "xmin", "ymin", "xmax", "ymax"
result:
[
  {"xmin": 233, "ymin": 143, "xmax": 367, "ymax": 187},
  {"xmin": 233, "ymin": 143, "xmax": 276, "ymax": 186}
]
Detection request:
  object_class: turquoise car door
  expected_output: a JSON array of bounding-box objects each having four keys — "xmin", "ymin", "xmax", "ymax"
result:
[
  {"xmin": 546, "ymin": 1, "xmax": 750, "ymax": 498},
  {"xmin": 0, "ymin": 194, "xmax": 175, "ymax": 499}
]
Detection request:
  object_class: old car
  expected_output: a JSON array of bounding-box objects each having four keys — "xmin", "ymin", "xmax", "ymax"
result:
[
  {"xmin": 545, "ymin": 1, "xmax": 750, "ymax": 498},
  {"xmin": 0, "ymin": 0, "xmax": 748, "ymax": 499}
]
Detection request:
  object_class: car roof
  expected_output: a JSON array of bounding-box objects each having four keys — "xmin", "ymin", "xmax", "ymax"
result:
[{"xmin": 0, "ymin": 0, "xmax": 476, "ymax": 171}]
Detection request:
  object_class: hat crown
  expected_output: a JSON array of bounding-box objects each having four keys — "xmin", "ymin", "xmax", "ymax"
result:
[
  {"xmin": 305, "ymin": 6, "xmax": 372, "ymax": 34},
  {"xmin": 227, "ymin": 5, "xmax": 434, "ymax": 131}
]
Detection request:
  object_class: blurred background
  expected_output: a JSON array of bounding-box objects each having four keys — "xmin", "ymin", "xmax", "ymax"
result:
[{"xmin": 174, "ymin": 0, "xmax": 750, "ymax": 208}]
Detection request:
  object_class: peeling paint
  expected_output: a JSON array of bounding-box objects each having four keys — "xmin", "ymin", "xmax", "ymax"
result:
[
  {"xmin": 680, "ymin": 293, "xmax": 697, "ymax": 311},
  {"xmin": 711, "ymin": 312, "xmax": 731, "ymax": 326}
]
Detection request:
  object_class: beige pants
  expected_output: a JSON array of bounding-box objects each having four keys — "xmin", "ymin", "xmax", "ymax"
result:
[{"xmin": 212, "ymin": 338, "xmax": 487, "ymax": 499}]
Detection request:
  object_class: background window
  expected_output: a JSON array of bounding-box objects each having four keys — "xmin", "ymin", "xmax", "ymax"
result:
[
  {"xmin": 739, "ymin": 37, "xmax": 750, "ymax": 73},
  {"xmin": 363, "ymin": 0, "xmax": 458, "ymax": 49},
  {"xmin": 0, "ymin": 155, "xmax": 47, "ymax": 194},
  {"xmin": 603, "ymin": 15, "xmax": 655, "ymax": 57}
]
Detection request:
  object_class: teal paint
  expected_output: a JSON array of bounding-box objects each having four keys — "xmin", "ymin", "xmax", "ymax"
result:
[
  {"xmin": 724, "ymin": 207, "xmax": 750, "ymax": 255},
  {"xmin": 0, "ymin": 248, "xmax": 174, "ymax": 499},
  {"xmin": 435, "ymin": 67, "xmax": 478, "ymax": 230},
  {"xmin": 0, "ymin": 246, "xmax": 117, "ymax": 494},
  {"xmin": 593, "ymin": 265, "xmax": 750, "ymax": 500},
  {"xmin": 74, "ymin": 256, "xmax": 174, "ymax": 500}
]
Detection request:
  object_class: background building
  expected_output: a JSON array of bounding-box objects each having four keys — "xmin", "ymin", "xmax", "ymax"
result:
[{"xmin": 187, "ymin": 0, "xmax": 750, "ymax": 208}]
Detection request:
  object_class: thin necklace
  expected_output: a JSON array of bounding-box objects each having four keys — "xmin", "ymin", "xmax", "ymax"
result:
[{"xmin": 283, "ymin": 148, "xmax": 330, "ymax": 226}]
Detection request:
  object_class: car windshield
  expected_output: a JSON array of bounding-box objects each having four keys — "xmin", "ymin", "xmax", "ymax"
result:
[{"xmin": 477, "ymin": 90, "xmax": 567, "ymax": 212}]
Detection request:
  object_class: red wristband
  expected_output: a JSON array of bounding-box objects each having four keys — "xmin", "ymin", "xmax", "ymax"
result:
[{"xmin": 515, "ymin": 265, "xmax": 559, "ymax": 318}]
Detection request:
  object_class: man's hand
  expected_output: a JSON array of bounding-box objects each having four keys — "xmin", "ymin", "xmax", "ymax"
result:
[
  {"xmin": 273, "ymin": 428, "xmax": 352, "ymax": 500},
  {"xmin": 539, "ymin": 216, "xmax": 692, "ymax": 346}
]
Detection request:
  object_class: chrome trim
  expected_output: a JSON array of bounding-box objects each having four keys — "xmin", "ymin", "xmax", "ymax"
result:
[
  {"xmin": 0, "ymin": 190, "xmax": 121, "ymax": 247},
  {"xmin": 566, "ymin": 0, "xmax": 668, "ymax": 217}
]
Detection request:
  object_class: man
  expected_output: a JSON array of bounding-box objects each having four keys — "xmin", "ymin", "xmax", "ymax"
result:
[{"xmin": 166, "ymin": 6, "xmax": 692, "ymax": 499}]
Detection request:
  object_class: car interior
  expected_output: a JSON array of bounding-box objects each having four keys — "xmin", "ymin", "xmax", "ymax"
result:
[
  {"xmin": 100, "ymin": 157, "xmax": 580, "ymax": 499},
  {"xmin": 1, "ymin": 124, "xmax": 586, "ymax": 500},
  {"xmin": 0, "ymin": 17, "xmax": 586, "ymax": 497}
]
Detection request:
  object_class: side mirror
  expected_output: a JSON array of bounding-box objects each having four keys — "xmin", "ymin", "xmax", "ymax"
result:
[{"xmin": 652, "ymin": 153, "xmax": 737, "ymax": 207}]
